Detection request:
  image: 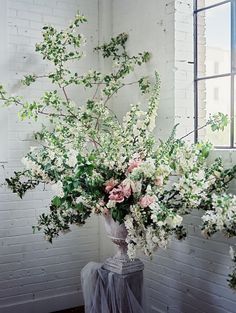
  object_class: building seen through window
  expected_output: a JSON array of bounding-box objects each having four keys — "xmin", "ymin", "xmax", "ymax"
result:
[{"xmin": 194, "ymin": 0, "xmax": 236, "ymax": 147}]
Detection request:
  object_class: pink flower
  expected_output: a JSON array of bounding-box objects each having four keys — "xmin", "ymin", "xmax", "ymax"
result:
[
  {"xmin": 127, "ymin": 158, "xmax": 142, "ymax": 173},
  {"xmin": 99, "ymin": 200, "xmax": 105, "ymax": 207},
  {"xmin": 109, "ymin": 180, "xmax": 133, "ymax": 203},
  {"xmin": 121, "ymin": 180, "xmax": 132, "ymax": 198},
  {"xmin": 139, "ymin": 195, "xmax": 155, "ymax": 208},
  {"xmin": 109, "ymin": 186, "xmax": 125, "ymax": 203},
  {"xmin": 104, "ymin": 178, "xmax": 118, "ymax": 193}
]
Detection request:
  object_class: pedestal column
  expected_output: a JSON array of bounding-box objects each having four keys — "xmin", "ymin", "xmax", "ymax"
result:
[{"xmin": 81, "ymin": 261, "xmax": 144, "ymax": 313}]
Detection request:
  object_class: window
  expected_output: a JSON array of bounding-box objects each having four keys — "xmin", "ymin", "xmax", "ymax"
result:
[{"xmin": 194, "ymin": 0, "xmax": 236, "ymax": 148}]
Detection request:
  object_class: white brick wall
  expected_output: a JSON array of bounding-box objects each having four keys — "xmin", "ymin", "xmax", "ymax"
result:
[
  {"xmin": 0, "ymin": 1, "xmax": 100, "ymax": 313},
  {"xmin": 0, "ymin": 0, "xmax": 9, "ymax": 162},
  {"xmin": 111, "ymin": 0, "xmax": 176, "ymax": 141},
  {"xmin": 1, "ymin": 1, "xmax": 236, "ymax": 313},
  {"xmin": 174, "ymin": 0, "xmax": 194, "ymax": 140}
]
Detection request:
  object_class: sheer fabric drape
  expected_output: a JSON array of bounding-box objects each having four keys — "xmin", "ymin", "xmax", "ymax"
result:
[{"xmin": 81, "ymin": 262, "xmax": 144, "ymax": 313}]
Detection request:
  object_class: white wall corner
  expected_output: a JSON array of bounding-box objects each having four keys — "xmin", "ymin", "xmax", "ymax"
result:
[
  {"xmin": 174, "ymin": 0, "xmax": 194, "ymax": 140},
  {"xmin": 97, "ymin": 0, "xmax": 115, "ymax": 262}
]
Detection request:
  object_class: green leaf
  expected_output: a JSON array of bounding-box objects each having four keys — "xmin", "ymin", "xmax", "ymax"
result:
[{"xmin": 52, "ymin": 196, "xmax": 61, "ymax": 207}]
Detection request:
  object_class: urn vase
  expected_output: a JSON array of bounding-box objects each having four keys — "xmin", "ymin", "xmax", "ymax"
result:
[{"xmin": 103, "ymin": 214, "xmax": 144, "ymax": 274}]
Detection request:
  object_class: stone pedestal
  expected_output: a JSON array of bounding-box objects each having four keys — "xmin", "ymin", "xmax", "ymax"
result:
[
  {"xmin": 81, "ymin": 215, "xmax": 144, "ymax": 312},
  {"xmin": 81, "ymin": 261, "xmax": 144, "ymax": 313},
  {"xmin": 103, "ymin": 256, "xmax": 144, "ymax": 274}
]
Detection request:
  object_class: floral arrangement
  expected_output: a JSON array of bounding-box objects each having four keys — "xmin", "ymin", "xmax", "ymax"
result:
[{"xmin": 1, "ymin": 12, "xmax": 236, "ymax": 289}]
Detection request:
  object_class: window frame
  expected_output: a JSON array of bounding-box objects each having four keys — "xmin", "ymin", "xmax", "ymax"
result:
[{"xmin": 194, "ymin": 0, "xmax": 236, "ymax": 148}]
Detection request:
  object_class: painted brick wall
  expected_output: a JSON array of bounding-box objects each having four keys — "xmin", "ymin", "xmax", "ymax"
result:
[
  {"xmin": 0, "ymin": 1, "xmax": 100, "ymax": 313},
  {"xmin": 174, "ymin": 0, "xmax": 194, "ymax": 140},
  {"xmin": 1, "ymin": 1, "xmax": 236, "ymax": 313},
  {"xmin": 111, "ymin": 0, "xmax": 176, "ymax": 141}
]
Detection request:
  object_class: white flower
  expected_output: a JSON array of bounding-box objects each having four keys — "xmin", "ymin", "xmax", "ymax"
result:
[
  {"xmin": 157, "ymin": 221, "xmax": 164, "ymax": 227},
  {"xmin": 127, "ymin": 243, "xmax": 136, "ymax": 260},
  {"xmin": 202, "ymin": 211, "xmax": 215, "ymax": 223},
  {"xmin": 191, "ymin": 184, "xmax": 202, "ymax": 195},
  {"xmin": 106, "ymin": 200, "xmax": 116, "ymax": 208},
  {"xmin": 140, "ymin": 158, "xmax": 156, "ymax": 178},
  {"xmin": 136, "ymin": 120, "xmax": 144, "ymax": 129},
  {"xmin": 133, "ymin": 126, "xmax": 140, "ymax": 137},
  {"xmin": 195, "ymin": 170, "xmax": 205, "ymax": 181},
  {"xmin": 229, "ymin": 246, "xmax": 235, "ymax": 260},
  {"xmin": 149, "ymin": 201, "xmax": 161, "ymax": 213},
  {"xmin": 165, "ymin": 215, "xmax": 183, "ymax": 228},
  {"xmin": 22, "ymin": 156, "xmax": 49, "ymax": 180},
  {"xmin": 131, "ymin": 180, "xmax": 142, "ymax": 194},
  {"xmin": 75, "ymin": 196, "xmax": 86, "ymax": 204},
  {"xmin": 151, "ymin": 214, "xmax": 158, "ymax": 223},
  {"xmin": 55, "ymin": 157, "xmax": 63, "ymax": 168},
  {"xmin": 48, "ymin": 150, "xmax": 55, "ymax": 160},
  {"xmin": 152, "ymin": 235, "xmax": 160, "ymax": 244},
  {"xmin": 124, "ymin": 215, "xmax": 134, "ymax": 229},
  {"xmin": 51, "ymin": 181, "xmax": 64, "ymax": 197},
  {"xmin": 146, "ymin": 184, "xmax": 152, "ymax": 193},
  {"xmin": 161, "ymin": 164, "xmax": 171, "ymax": 174},
  {"xmin": 67, "ymin": 149, "xmax": 77, "ymax": 167},
  {"xmin": 148, "ymin": 115, "xmax": 156, "ymax": 131}
]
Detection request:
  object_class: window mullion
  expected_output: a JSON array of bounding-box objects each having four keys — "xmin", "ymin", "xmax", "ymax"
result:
[
  {"xmin": 232, "ymin": 0, "xmax": 236, "ymax": 72},
  {"xmin": 195, "ymin": 1, "xmax": 231, "ymax": 13},
  {"xmin": 194, "ymin": 0, "xmax": 198, "ymax": 143},
  {"xmin": 230, "ymin": 0, "xmax": 236, "ymax": 147}
]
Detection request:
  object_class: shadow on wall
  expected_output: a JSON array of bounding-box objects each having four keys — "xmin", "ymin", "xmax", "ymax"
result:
[
  {"xmin": 142, "ymin": 210, "xmax": 236, "ymax": 313},
  {"xmin": 177, "ymin": 214, "xmax": 236, "ymax": 313}
]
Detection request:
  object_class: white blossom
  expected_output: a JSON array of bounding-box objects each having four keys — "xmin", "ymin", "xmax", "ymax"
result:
[
  {"xmin": 67, "ymin": 149, "xmax": 77, "ymax": 167},
  {"xmin": 106, "ymin": 200, "xmax": 116, "ymax": 208},
  {"xmin": 165, "ymin": 215, "xmax": 183, "ymax": 228},
  {"xmin": 229, "ymin": 246, "xmax": 235, "ymax": 260},
  {"xmin": 51, "ymin": 181, "xmax": 64, "ymax": 197}
]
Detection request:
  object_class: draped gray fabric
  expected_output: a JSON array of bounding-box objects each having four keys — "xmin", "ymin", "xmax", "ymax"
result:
[{"xmin": 81, "ymin": 262, "xmax": 144, "ymax": 313}]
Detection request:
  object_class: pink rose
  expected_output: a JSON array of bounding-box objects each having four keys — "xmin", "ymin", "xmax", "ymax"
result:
[
  {"xmin": 109, "ymin": 186, "xmax": 125, "ymax": 203},
  {"xmin": 104, "ymin": 178, "xmax": 118, "ymax": 193},
  {"xmin": 139, "ymin": 195, "xmax": 155, "ymax": 208},
  {"xmin": 127, "ymin": 158, "xmax": 142, "ymax": 173}
]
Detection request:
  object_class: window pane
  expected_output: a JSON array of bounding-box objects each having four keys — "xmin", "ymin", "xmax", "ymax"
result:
[
  {"xmin": 197, "ymin": 3, "xmax": 231, "ymax": 77},
  {"xmin": 198, "ymin": 76, "xmax": 231, "ymax": 146},
  {"xmin": 197, "ymin": 0, "xmax": 227, "ymax": 9},
  {"xmin": 234, "ymin": 76, "xmax": 236, "ymax": 146}
]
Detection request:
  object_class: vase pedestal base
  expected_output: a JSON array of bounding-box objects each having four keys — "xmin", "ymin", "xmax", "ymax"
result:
[
  {"xmin": 81, "ymin": 261, "xmax": 145, "ymax": 313},
  {"xmin": 103, "ymin": 257, "xmax": 144, "ymax": 275}
]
